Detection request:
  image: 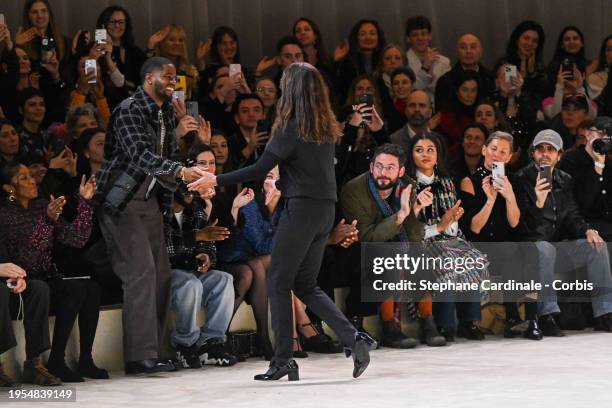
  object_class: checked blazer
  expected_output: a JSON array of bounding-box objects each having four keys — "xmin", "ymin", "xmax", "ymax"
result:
[{"xmin": 95, "ymin": 86, "xmax": 182, "ymax": 218}]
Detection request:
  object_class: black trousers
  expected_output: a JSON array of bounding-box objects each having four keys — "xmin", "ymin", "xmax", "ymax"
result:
[
  {"xmin": 0, "ymin": 279, "xmax": 51, "ymax": 359},
  {"xmin": 345, "ymin": 244, "xmax": 383, "ymax": 317},
  {"xmin": 98, "ymin": 198, "xmax": 172, "ymax": 363},
  {"xmin": 47, "ymin": 278, "xmax": 101, "ymax": 364},
  {"xmin": 269, "ymin": 198, "xmax": 357, "ymax": 365}
]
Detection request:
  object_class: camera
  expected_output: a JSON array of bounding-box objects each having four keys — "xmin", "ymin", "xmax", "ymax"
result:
[{"xmin": 593, "ymin": 137, "xmax": 612, "ymax": 154}]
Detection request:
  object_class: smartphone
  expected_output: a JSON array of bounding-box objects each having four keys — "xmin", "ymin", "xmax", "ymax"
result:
[
  {"xmin": 539, "ymin": 165, "xmax": 552, "ymax": 191},
  {"xmin": 0, "ymin": 14, "xmax": 5, "ymax": 25},
  {"xmin": 491, "ymin": 161, "xmax": 505, "ymax": 187},
  {"xmin": 504, "ymin": 64, "xmax": 517, "ymax": 83},
  {"xmin": 85, "ymin": 59, "xmax": 97, "ymax": 84},
  {"xmin": 561, "ymin": 57, "xmax": 574, "ymax": 80},
  {"xmin": 95, "ymin": 29, "xmax": 107, "ymax": 44},
  {"xmin": 50, "ymin": 138, "xmax": 67, "ymax": 158},
  {"xmin": 256, "ymin": 119, "xmax": 270, "ymax": 134},
  {"xmin": 358, "ymin": 93, "xmax": 374, "ymax": 124},
  {"xmin": 358, "ymin": 93, "xmax": 373, "ymax": 107},
  {"xmin": 229, "ymin": 64, "xmax": 242, "ymax": 77},
  {"xmin": 40, "ymin": 36, "xmax": 55, "ymax": 64},
  {"xmin": 172, "ymin": 90, "xmax": 185, "ymax": 104},
  {"xmin": 186, "ymin": 101, "xmax": 199, "ymax": 118}
]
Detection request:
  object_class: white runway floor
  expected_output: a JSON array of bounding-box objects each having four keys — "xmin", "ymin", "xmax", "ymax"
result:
[{"xmin": 2, "ymin": 330, "xmax": 611, "ymax": 408}]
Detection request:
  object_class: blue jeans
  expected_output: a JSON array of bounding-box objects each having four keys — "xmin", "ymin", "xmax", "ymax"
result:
[
  {"xmin": 171, "ymin": 268, "xmax": 234, "ymax": 348},
  {"xmin": 535, "ymin": 240, "xmax": 612, "ymax": 318},
  {"xmin": 433, "ymin": 301, "xmax": 482, "ymax": 330}
]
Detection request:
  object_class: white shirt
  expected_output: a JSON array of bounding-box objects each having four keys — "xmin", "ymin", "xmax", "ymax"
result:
[
  {"xmin": 174, "ymin": 210, "xmax": 184, "ymax": 231},
  {"xmin": 406, "ymin": 48, "xmax": 451, "ymax": 105}
]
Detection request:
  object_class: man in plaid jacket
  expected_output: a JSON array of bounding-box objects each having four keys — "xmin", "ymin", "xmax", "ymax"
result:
[{"xmin": 96, "ymin": 57, "xmax": 205, "ymax": 375}]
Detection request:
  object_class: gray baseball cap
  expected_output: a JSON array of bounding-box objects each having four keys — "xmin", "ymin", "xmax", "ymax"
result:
[{"xmin": 532, "ymin": 129, "xmax": 563, "ymax": 151}]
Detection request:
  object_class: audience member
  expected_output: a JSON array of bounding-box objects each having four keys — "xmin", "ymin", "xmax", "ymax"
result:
[
  {"xmin": 459, "ymin": 131, "xmax": 542, "ymax": 340},
  {"xmin": 514, "ymin": 129, "xmax": 612, "ymax": 335},
  {"xmin": 437, "ymin": 70, "xmax": 481, "ymax": 161},
  {"xmin": 0, "ymin": 229, "xmax": 58, "ymax": 386},
  {"xmin": 558, "ymin": 117, "xmax": 612, "ymax": 239},
  {"xmin": 0, "ymin": 161, "xmax": 107, "ymax": 382},
  {"xmin": 404, "ymin": 133, "xmax": 489, "ymax": 342},
  {"xmin": 390, "ymin": 90, "xmax": 434, "ymax": 156},
  {"xmin": 547, "ymin": 26, "xmax": 590, "ymax": 93},
  {"xmin": 504, "ymin": 21, "xmax": 549, "ymax": 104},
  {"xmin": 334, "ymin": 19, "xmax": 387, "ymax": 103},
  {"xmin": 587, "ymin": 34, "xmax": 612, "ymax": 100},
  {"xmin": 95, "ymin": 6, "xmax": 146, "ymax": 109},
  {"xmin": 404, "ymin": 16, "xmax": 451, "ymax": 104},
  {"xmin": 435, "ymin": 34, "xmax": 494, "ymax": 111}
]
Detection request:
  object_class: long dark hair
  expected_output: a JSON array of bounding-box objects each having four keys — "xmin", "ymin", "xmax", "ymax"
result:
[
  {"xmin": 96, "ymin": 5, "xmax": 136, "ymax": 46},
  {"xmin": 210, "ymin": 26, "xmax": 241, "ymax": 64},
  {"xmin": 273, "ymin": 62, "xmax": 340, "ymax": 144},
  {"xmin": 474, "ymin": 99, "xmax": 511, "ymax": 132},
  {"xmin": 293, "ymin": 17, "xmax": 330, "ymax": 66},
  {"xmin": 552, "ymin": 26, "xmax": 586, "ymax": 63},
  {"xmin": 347, "ymin": 19, "xmax": 386, "ymax": 74},
  {"xmin": 595, "ymin": 34, "xmax": 612, "ymax": 73},
  {"xmin": 344, "ymin": 74, "xmax": 383, "ymax": 116},
  {"xmin": 449, "ymin": 70, "xmax": 480, "ymax": 113},
  {"xmin": 22, "ymin": 0, "xmax": 65, "ymax": 61},
  {"xmin": 405, "ymin": 132, "xmax": 449, "ymax": 178},
  {"xmin": 505, "ymin": 20, "xmax": 546, "ymax": 66}
]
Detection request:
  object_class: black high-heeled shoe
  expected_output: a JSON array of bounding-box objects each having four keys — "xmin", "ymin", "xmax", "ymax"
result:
[
  {"xmin": 345, "ymin": 332, "xmax": 377, "ymax": 379},
  {"xmin": 254, "ymin": 360, "xmax": 299, "ymax": 381},
  {"xmin": 293, "ymin": 338, "xmax": 308, "ymax": 358}
]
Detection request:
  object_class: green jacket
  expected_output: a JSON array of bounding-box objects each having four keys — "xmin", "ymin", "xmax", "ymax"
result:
[{"xmin": 340, "ymin": 172, "xmax": 425, "ymax": 243}]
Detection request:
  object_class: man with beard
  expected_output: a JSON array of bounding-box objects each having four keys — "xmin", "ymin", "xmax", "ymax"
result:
[
  {"xmin": 390, "ymin": 90, "xmax": 432, "ymax": 160},
  {"xmin": 340, "ymin": 143, "xmax": 447, "ymax": 348},
  {"xmin": 515, "ymin": 129, "xmax": 612, "ymax": 335},
  {"xmin": 95, "ymin": 57, "xmax": 206, "ymax": 375}
]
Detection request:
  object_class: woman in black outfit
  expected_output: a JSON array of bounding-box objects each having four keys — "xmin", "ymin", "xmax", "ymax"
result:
[
  {"xmin": 95, "ymin": 6, "xmax": 146, "ymax": 109},
  {"xmin": 189, "ymin": 62, "xmax": 376, "ymax": 381},
  {"xmin": 459, "ymin": 131, "xmax": 542, "ymax": 340}
]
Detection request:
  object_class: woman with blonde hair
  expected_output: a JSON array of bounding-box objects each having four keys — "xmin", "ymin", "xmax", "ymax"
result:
[
  {"xmin": 147, "ymin": 25, "xmax": 199, "ymax": 100},
  {"xmin": 189, "ymin": 62, "xmax": 376, "ymax": 381}
]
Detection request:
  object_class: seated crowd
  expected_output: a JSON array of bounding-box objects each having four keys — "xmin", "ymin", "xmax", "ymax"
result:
[{"xmin": 1, "ymin": 1, "xmax": 612, "ymax": 387}]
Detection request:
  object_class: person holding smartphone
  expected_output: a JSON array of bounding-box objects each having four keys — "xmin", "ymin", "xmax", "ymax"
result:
[
  {"xmin": 459, "ymin": 132, "xmax": 543, "ymax": 340},
  {"xmin": 336, "ymin": 75, "xmax": 387, "ymax": 188},
  {"xmin": 188, "ymin": 62, "xmax": 377, "ymax": 381},
  {"xmin": 515, "ymin": 129, "xmax": 612, "ymax": 335}
]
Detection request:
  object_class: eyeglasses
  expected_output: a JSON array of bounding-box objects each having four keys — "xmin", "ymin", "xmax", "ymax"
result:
[
  {"xmin": 108, "ymin": 19, "xmax": 126, "ymax": 26},
  {"xmin": 256, "ymin": 87, "xmax": 276, "ymax": 94},
  {"xmin": 373, "ymin": 163, "xmax": 397, "ymax": 172}
]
